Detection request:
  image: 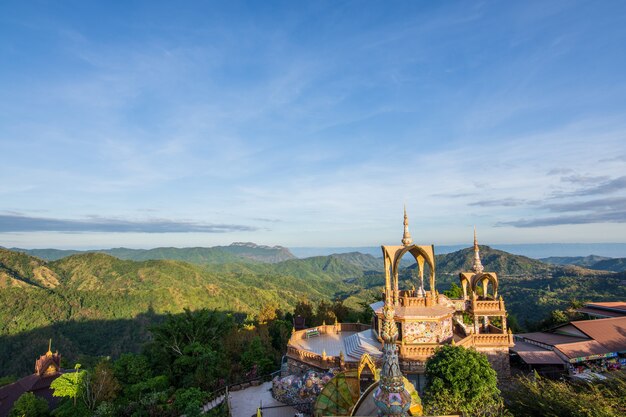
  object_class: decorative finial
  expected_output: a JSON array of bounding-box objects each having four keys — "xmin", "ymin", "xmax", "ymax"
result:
[
  {"xmin": 46, "ymin": 339, "xmax": 53, "ymax": 357},
  {"xmin": 472, "ymin": 226, "xmax": 484, "ymax": 274},
  {"xmin": 401, "ymin": 206, "xmax": 413, "ymax": 246}
]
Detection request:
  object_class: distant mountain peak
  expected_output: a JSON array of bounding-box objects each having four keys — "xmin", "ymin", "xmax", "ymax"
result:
[{"xmin": 229, "ymin": 242, "xmax": 286, "ymax": 250}]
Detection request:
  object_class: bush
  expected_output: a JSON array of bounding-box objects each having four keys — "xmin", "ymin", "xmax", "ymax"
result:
[
  {"xmin": 504, "ymin": 372, "xmax": 626, "ymax": 417},
  {"xmin": 9, "ymin": 392, "xmax": 49, "ymax": 417},
  {"xmin": 423, "ymin": 345, "xmax": 508, "ymax": 416}
]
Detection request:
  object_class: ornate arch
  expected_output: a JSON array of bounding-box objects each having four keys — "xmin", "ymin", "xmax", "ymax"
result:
[
  {"xmin": 471, "ymin": 272, "xmax": 498, "ymax": 298},
  {"xmin": 382, "ymin": 244, "xmax": 436, "ymax": 303},
  {"xmin": 357, "ymin": 353, "xmax": 378, "ymax": 381}
]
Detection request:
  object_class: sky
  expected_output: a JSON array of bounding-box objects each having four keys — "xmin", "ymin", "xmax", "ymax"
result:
[{"xmin": 1, "ymin": 0, "xmax": 626, "ymax": 249}]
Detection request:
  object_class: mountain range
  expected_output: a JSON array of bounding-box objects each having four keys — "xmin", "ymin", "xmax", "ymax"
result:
[
  {"xmin": 8, "ymin": 241, "xmax": 296, "ymax": 264},
  {"xmin": 540, "ymin": 255, "xmax": 626, "ymax": 272},
  {"xmin": 1, "ymin": 244, "xmax": 625, "ymax": 378}
]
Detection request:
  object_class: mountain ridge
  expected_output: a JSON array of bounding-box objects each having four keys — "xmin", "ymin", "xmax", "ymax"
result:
[{"xmin": 9, "ymin": 242, "xmax": 296, "ymax": 264}]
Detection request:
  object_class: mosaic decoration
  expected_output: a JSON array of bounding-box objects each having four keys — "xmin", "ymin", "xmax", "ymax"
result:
[
  {"xmin": 313, "ymin": 371, "xmax": 361, "ymax": 416},
  {"xmin": 402, "ymin": 319, "xmax": 452, "ymax": 344},
  {"xmin": 272, "ymin": 369, "xmax": 337, "ymax": 413}
]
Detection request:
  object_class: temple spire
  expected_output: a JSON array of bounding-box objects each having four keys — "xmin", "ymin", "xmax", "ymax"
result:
[
  {"xmin": 401, "ymin": 205, "xmax": 413, "ymax": 246},
  {"xmin": 373, "ymin": 290, "xmax": 412, "ymax": 417},
  {"xmin": 46, "ymin": 339, "xmax": 53, "ymax": 357},
  {"xmin": 472, "ymin": 226, "xmax": 484, "ymax": 274}
]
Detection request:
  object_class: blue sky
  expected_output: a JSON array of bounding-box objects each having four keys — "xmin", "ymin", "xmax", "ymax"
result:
[{"xmin": 1, "ymin": 1, "xmax": 626, "ymax": 249}]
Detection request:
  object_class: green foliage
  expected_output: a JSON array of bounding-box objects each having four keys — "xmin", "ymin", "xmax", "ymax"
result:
[
  {"xmin": 9, "ymin": 392, "xmax": 49, "ymax": 417},
  {"xmin": 505, "ymin": 373, "xmax": 626, "ymax": 416},
  {"xmin": 443, "ymin": 283, "xmax": 463, "ymax": 299},
  {"xmin": 124, "ymin": 375, "xmax": 169, "ymax": 400},
  {"xmin": 113, "ymin": 353, "xmax": 152, "ymax": 386},
  {"xmin": 268, "ymin": 319, "xmax": 292, "ymax": 351},
  {"xmin": 93, "ymin": 401, "xmax": 117, "ymax": 417},
  {"xmin": 0, "ymin": 375, "xmax": 16, "ymax": 387},
  {"xmin": 313, "ymin": 300, "xmax": 336, "ymax": 325},
  {"xmin": 51, "ymin": 366, "xmax": 85, "ymax": 401},
  {"xmin": 423, "ymin": 345, "xmax": 503, "ymax": 416},
  {"xmin": 173, "ymin": 387, "xmax": 206, "ymax": 417},
  {"xmin": 87, "ymin": 360, "xmax": 120, "ymax": 407},
  {"xmin": 293, "ymin": 300, "xmax": 314, "ymax": 326},
  {"xmin": 241, "ymin": 336, "xmax": 274, "ymax": 375},
  {"xmin": 50, "ymin": 399, "xmax": 90, "ymax": 417},
  {"xmin": 147, "ymin": 309, "xmax": 233, "ymax": 389}
]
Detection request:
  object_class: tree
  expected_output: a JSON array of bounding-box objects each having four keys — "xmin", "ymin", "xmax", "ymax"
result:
[
  {"xmin": 113, "ymin": 353, "xmax": 153, "ymax": 392},
  {"xmin": 82, "ymin": 360, "xmax": 121, "ymax": 410},
  {"xmin": 148, "ymin": 309, "xmax": 234, "ymax": 388},
  {"xmin": 268, "ymin": 319, "xmax": 292, "ymax": 351},
  {"xmin": 9, "ymin": 392, "xmax": 49, "ymax": 417},
  {"xmin": 314, "ymin": 300, "xmax": 336, "ymax": 325},
  {"xmin": 443, "ymin": 283, "xmax": 463, "ymax": 299},
  {"xmin": 257, "ymin": 303, "xmax": 278, "ymax": 324},
  {"xmin": 423, "ymin": 345, "xmax": 507, "ymax": 416},
  {"xmin": 174, "ymin": 387, "xmax": 205, "ymax": 417},
  {"xmin": 240, "ymin": 336, "xmax": 274, "ymax": 375},
  {"xmin": 51, "ymin": 365, "xmax": 85, "ymax": 405},
  {"xmin": 293, "ymin": 300, "xmax": 314, "ymax": 326}
]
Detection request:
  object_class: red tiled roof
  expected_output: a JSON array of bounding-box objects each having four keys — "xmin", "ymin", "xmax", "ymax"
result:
[
  {"xmin": 518, "ymin": 332, "xmax": 588, "ymax": 346},
  {"xmin": 0, "ymin": 374, "xmax": 61, "ymax": 417},
  {"xmin": 587, "ymin": 302, "xmax": 626, "ymax": 311},
  {"xmin": 576, "ymin": 307, "xmax": 625, "ymax": 318},
  {"xmin": 569, "ymin": 316, "xmax": 626, "ymax": 353},
  {"xmin": 554, "ymin": 340, "xmax": 613, "ymax": 360}
]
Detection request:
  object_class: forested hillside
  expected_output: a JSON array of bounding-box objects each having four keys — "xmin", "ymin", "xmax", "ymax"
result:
[
  {"xmin": 540, "ymin": 255, "xmax": 626, "ymax": 272},
  {"xmin": 9, "ymin": 242, "xmax": 296, "ymax": 264},
  {"xmin": 2, "ymin": 245, "xmax": 625, "ymax": 378}
]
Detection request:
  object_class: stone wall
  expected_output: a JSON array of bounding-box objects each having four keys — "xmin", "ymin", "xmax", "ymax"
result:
[
  {"xmin": 479, "ymin": 347, "xmax": 511, "ymax": 379},
  {"xmin": 286, "ymin": 357, "xmax": 323, "ymax": 377}
]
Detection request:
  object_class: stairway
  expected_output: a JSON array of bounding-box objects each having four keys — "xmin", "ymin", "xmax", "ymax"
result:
[
  {"xmin": 343, "ymin": 331, "xmax": 383, "ymax": 360},
  {"xmin": 202, "ymin": 393, "xmax": 227, "ymax": 413}
]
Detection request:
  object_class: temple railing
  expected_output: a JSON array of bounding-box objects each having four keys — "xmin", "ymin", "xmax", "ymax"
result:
[
  {"xmin": 397, "ymin": 292, "xmax": 455, "ymax": 308},
  {"xmin": 285, "ymin": 345, "xmax": 362, "ymax": 369},
  {"xmin": 471, "ymin": 299, "xmax": 506, "ymax": 314},
  {"xmin": 399, "ymin": 296, "xmax": 427, "ymax": 307},
  {"xmin": 289, "ymin": 322, "xmax": 371, "ymax": 341},
  {"xmin": 473, "ymin": 333, "xmax": 514, "ymax": 347},
  {"xmin": 286, "ymin": 322, "xmax": 372, "ymax": 369},
  {"xmin": 398, "ymin": 344, "xmax": 438, "ymax": 359},
  {"xmin": 397, "ymin": 333, "xmax": 513, "ymax": 360}
]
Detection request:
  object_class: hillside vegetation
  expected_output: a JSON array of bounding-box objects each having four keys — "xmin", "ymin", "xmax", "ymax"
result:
[
  {"xmin": 1, "ymin": 245, "xmax": 625, "ymax": 378},
  {"xmin": 541, "ymin": 254, "xmax": 626, "ymax": 272},
  {"xmin": 10, "ymin": 242, "xmax": 296, "ymax": 264}
]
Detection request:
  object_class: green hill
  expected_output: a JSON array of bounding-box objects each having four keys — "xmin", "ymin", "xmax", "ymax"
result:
[
  {"xmin": 540, "ymin": 255, "xmax": 612, "ymax": 267},
  {"xmin": 12, "ymin": 242, "xmax": 297, "ymax": 264},
  {"xmin": 2, "ymin": 245, "xmax": 626, "ymax": 378},
  {"xmin": 435, "ymin": 245, "xmax": 554, "ymax": 277},
  {"xmin": 328, "ymin": 252, "xmax": 385, "ymax": 271},
  {"xmin": 588, "ymin": 258, "xmax": 626, "ymax": 272}
]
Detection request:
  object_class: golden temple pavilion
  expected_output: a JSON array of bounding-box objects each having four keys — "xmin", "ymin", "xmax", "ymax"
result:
[{"xmin": 286, "ymin": 209, "xmax": 513, "ymax": 393}]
